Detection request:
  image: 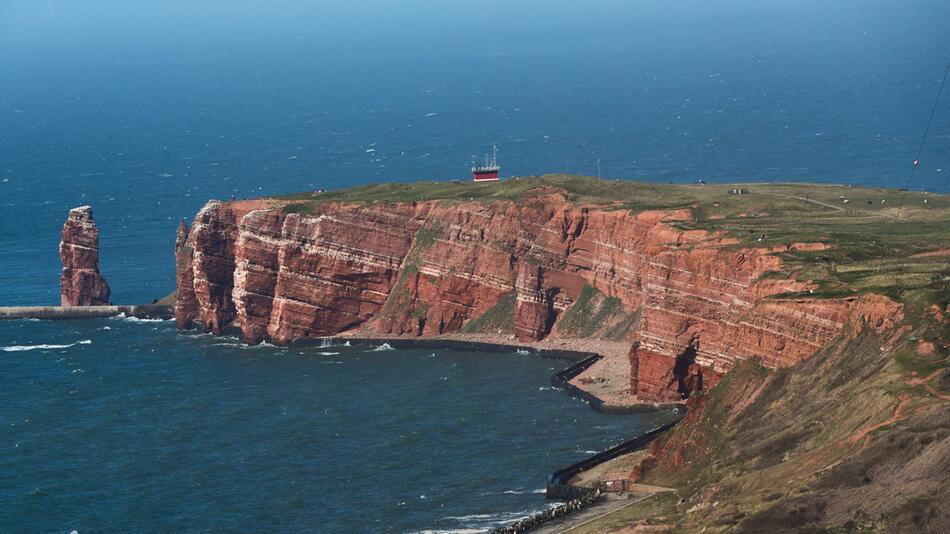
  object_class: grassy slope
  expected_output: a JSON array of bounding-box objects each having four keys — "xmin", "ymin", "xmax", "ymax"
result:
[
  {"xmin": 569, "ymin": 314, "xmax": 950, "ymax": 532},
  {"xmin": 266, "ymin": 175, "xmax": 950, "ymax": 530},
  {"xmin": 554, "ymin": 284, "xmax": 640, "ymax": 341}
]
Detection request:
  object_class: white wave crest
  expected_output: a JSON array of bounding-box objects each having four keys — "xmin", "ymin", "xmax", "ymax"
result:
[
  {"xmin": 437, "ymin": 505, "xmax": 559, "ymax": 530},
  {"xmin": 318, "ymin": 351, "xmax": 340, "ymax": 356},
  {"xmin": 495, "ymin": 488, "xmax": 546, "ymax": 496},
  {"xmin": 110, "ymin": 313, "xmax": 169, "ymax": 323},
  {"xmin": 368, "ymin": 343, "xmax": 394, "ymax": 352},
  {"xmin": 516, "ymin": 349, "xmax": 530, "ymax": 355},
  {"xmin": 2, "ymin": 339, "xmax": 92, "ymax": 352},
  {"xmin": 242, "ymin": 341, "xmax": 279, "ymax": 349},
  {"xmin": 125, "ymin": 316, "xmax": 169, "ymax": 323}
]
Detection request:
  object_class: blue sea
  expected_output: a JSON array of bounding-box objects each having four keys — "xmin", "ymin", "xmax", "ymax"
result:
[
  {"xmin": 0, "ymin": 317, "xmax": 675, "ymax": 532},
  {"xmin": 1, "ymin": 0, "xmax": 949, "ymax": 531}
]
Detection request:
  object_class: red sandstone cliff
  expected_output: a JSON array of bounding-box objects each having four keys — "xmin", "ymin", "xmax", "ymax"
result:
[
  {"xmin": 175, "ymin": 192, "xmax": 901, "ymax": 402},
  {"xmin": 60, "ymin": 206, "xmax": 111, "ymax": 306}
]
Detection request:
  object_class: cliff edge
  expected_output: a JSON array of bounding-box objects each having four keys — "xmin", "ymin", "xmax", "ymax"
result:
[{"xmin": 173, "ymin": 175, "xmax": 945, "ymax": 405}]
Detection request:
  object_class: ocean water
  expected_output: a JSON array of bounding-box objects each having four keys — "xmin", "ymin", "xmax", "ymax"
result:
[
  {"xmin": 2, "ymin": 2, "xmax": 950, "ymax": 305},
  {"xmin": 2, "ymin": 2, "xmax": 950, "ymax": 532},
  {"xmin": 0, "ymin": 317, "xmax": 675, "ymax": 532}
]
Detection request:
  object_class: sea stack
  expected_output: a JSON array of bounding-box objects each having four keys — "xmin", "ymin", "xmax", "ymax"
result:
[{"xmin": 60, "ymin": 206, "xmax": 111, "ymax": 306}]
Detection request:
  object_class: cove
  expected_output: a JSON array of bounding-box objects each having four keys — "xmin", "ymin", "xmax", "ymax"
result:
[{"xmin": 0, "ymin": 317, "xmax": 677, "ymax": 533}]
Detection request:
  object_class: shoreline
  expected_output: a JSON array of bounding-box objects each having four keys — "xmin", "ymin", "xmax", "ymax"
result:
[
  {"xmin": 290, "ymin": 332, "xmax": 684, "ymax": 414},
  {"xmin": 304, "ymin": 332, "xmax": 685, "ymax": 533},
  {"xmin": 16, "ymin": 312, "xmax": 682, "ymax": 531}
]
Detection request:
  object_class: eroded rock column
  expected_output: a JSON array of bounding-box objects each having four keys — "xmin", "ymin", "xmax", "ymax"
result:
[{"xmin": 60, "ymin": 206, "xmax": 111, "ymax": 306}]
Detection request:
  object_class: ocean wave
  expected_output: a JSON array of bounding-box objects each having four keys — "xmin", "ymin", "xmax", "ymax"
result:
[
  {"xmin": 502, "ymin": 488, "xmax": 547, "ymax": 495},
  {"xmin": 437, "ymin": 505, "xmax": 558, "ymax": 530},
  {"xmin": 110, "ymin": 313, "xmax": 170, "ymax": 323},
  {"xmin": 367, "ymin": 342, "xmax": 394, "ymax": 352},
  {"xmin": 242, "ymin": 341, "xmax": 279, "ymax": 349},
  {"xmin": 516, "ymin": 349, "xmax": 530, "ymax": 355},
  {"xmin": 317, "ymin": 339, "xmax": 351, "ymax": 349},
  {"xmin": 2, "ymin": 340, "xmax": 92, "ymax": 352},
  {"xmin": 180, "ymin": 331, "xmax": 213, "ymax": 339},
  {"xmin": 318, "ymin": 361, "xmax": 344, "ymax": 364},
  {"xmin": 318, "ymin": 351, "xmax": 340, "ymax": 356},
  {"xmin": 480, "ymin": 487, "xmax": 545, "ymax": 496}
]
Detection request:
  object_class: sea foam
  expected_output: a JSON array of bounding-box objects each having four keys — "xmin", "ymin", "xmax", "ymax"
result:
[{"xmin": 2, "ymin": 340, "xmax": 92, "ymax": 352}]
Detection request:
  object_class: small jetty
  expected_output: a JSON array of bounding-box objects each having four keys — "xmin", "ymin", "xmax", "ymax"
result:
[
  {"xmin": 0, "ymin": 205, "xmax": 175, "ymax": 322},
  {"xmin": 0, "ymin": 304, "xmax": 173, "ymax": 321}
]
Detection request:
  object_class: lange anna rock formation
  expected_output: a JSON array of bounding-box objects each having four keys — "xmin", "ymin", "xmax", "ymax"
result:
[{"xmin": 60, "ymin": 206, "xmax": 111, "ymax": 306}]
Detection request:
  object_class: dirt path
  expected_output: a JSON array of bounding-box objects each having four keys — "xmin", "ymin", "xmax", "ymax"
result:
[
  {"xmin": 907, "ymin": 368, "xmax": 950, "ymax": 402},
  {"xmin": 760, "ymin": 191, "xmax": 900, "ymax": 219},
  {"xmin": 846, "ymin": 396, "xmax": 911, "ymax": 445}
]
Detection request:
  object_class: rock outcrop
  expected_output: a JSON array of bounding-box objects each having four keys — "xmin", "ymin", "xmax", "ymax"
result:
[
  {"xmin": 175, "ymin": 219, "xmax": 199, "ymax": 329},
  {"xmin": 60, "ymin": 206, "xmax": 111, "ymax": 306},
  {"xmin": 175, "ymin": 192, "xmax": 901, "ymax": 402}
]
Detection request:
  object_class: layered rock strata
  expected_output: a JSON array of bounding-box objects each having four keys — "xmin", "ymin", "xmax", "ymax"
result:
[
  {"xmin": 175, "ymin": 192, "xmax": 900, "ymax": 402},
  {"xmin": 60, "ymin": 206, "xmax": 111, "ymax": 306}
]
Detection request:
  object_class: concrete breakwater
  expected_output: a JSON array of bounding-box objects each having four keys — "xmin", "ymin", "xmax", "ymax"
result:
[
  {"xmin": 490, "ymin": 490, "xmax": 603, "ymax": 534},
  {"xmin": 484, "ymin": 420, "xmax": 681, "ymax": 534},
  {"xmin": 546, "ymin": 419, "xmax": 682, "ymax": 500},
  {"xmin": 0, "ymin": 304, "xmax": 173, "ymax": 321}
]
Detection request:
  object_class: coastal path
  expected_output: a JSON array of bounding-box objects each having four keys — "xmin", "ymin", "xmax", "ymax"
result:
[{"xmin": 530, "ymin": 487, "xmax": 673, "ymax": 534}]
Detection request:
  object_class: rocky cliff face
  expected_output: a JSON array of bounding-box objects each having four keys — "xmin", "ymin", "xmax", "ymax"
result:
[
  {"xmin": 60, "ymin": 206, "xmax": 111, "ymax": 306},
  {"xmin": 175, "ymin": 192, "xmax": 900, "ymax": 402}
]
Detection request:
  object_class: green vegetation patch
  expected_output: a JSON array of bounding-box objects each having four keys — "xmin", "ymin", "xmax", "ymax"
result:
[
  {"xmin": 556, "ymin": 284, "xmax": 640, "ymax": 340},
  {"xmin": 460, "ymin": 291, "xmax": 516, "ymax": 334},
  {"xmin": 281, "ymin": 201, "xmax": 318, "ymax": 214},
  {"xmin": 413, "ymin": 220, "xmax": 445, "ymax": 251}
]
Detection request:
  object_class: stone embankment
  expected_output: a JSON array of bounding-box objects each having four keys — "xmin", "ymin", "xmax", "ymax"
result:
[
  {"xmin": 0, "ymin": 305, "xmax": 173, "ymax": 321},
  {"xmin": 490, "ymin": 490, "xmax": 602, "ymax": 534}
]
